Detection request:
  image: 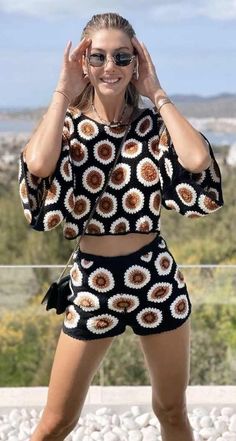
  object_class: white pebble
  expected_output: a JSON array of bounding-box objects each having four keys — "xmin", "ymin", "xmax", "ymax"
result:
[
  {"xmin": 91, "ymin": 432, "xmax": 103, "ymax": 441},
  {"xmin": 121, "ymin": 411, "xmax": 133, "ymax": 418},
  {"xmin": 221, "ymin": 408, "xmax": 235, "ymax": 418},
  {"xmin": 1, "ymin": 405, "xmax": 236, "ymax": 441},
  {"xmin": 193, "ymin": 407, "xmax": 209, "ymax": 417},
  {"xmin": 222, "ymin": 432, "xmax": 236, "ymax": 440},
  {"xmin": 229, "ymin": 415, "xmax": 236, "ymax": 432},
  {"xmin": 128, "ymin": 429, "xmax": 142, "ymax": 441},
  {"xmin": 30, "ymin": 409, "xmax": 38, "ymax": 418},
  {"xmin": 200, "ymin": 416, "xmax": 214, "ymax": 428},
  {"xmin": 111, "ymin": 414, "xmax": 120, "ymax": 426},
  {"xmin": 199, "ymin": 427, "xmax": 219, "ymax": 438},
  {"xmin": 103, "ymin": 432, "xmax": 119, "ymax": 441},
  {"xmin": 112, "ymin": 426, "xmax": 128, "ymax": 438},
  {"xmin": 131, "ymin": 406, "xmax": 142, "ymax": 417},
  {"xmin": 135, "ymin": 412, "xmax": 150, "ymax": 427},
  {"xmin": 211, "ymin": 408, "xmax": 222, "ymax": 418},
  {"xmin": 20, "ymin": 409, "xmax": 30, "ymax": 418},
  {"xmin": 142, "ymin": 425, "xmax": 160, "ymax": 441},
  {"xmin": 193, "ymin": 432, "xmax": 203, "ymax": 441},
  {"xmin": 100, "ymin": 424, "xmax": 112, "ymax": 435},
  {"xmin": 190, "ymin": 416, "xmax": 201, "ymax": 431},
  {"xmin": 122, "ymin": 417, "xmax": 139, "ymax": 430},
  {"xmin": 215, "ymin": 420, "xmax": 228, "ymax": 434}
]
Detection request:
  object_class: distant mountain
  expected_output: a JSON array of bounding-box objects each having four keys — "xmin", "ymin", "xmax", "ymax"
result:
[
  {"xmin": 169, "ymin": 93, "xmax": 236, "ymax": 118},
  {"xmin": 0, "ymin": 93, "xmax": 236, "ymax": 118}
]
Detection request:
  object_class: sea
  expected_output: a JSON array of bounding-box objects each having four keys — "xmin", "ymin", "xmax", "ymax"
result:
[{"xmin": 0, "ymin": 119, "xmax": 235, "ymax": 147}]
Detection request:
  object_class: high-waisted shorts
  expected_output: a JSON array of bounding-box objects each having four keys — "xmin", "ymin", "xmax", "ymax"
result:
[{"xmin": 62, "ymin": 234, "xmax": 192, "ymax": 341}]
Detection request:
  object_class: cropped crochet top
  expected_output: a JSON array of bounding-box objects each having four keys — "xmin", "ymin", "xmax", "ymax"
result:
[{"xmin": 18, "ymin": 106, "xmax": 224, "ymax": 240}]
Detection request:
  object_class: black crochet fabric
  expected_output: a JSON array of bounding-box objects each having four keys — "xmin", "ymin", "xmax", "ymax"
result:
[{"xmin": 18, "ymin": 106, "xmax": 224, "ymax": 240}]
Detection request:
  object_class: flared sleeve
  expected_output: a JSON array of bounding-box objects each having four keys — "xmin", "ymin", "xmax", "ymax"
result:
[
  {"xmin": 158, "ymin": 123, "xmax": 224, "ymax": 218},
  {"xmin": 18, "ymin": 110, "xmax": 75, "ymax": 231}
]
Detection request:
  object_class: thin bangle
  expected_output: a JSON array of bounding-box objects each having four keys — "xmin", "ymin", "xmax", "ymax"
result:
[
  {"xmin": 54, "ymin": 89, "xmax": 71, "ymax": 103},
  {"xmin": 156, "ymin": 97, "xmax": 173, "ymax": 113}
]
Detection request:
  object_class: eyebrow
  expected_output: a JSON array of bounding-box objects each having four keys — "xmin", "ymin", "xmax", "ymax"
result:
[{"xmin": 91, "ymin": 46, "xmax": 131, "ymax": 51}]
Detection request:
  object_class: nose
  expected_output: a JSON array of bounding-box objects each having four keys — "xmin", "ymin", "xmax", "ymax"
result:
[{"xmin": 104, "ymin": 56, "xmax": 115, "ymax": 67}]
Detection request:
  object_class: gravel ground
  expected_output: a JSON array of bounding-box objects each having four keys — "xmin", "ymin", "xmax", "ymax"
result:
[{"xmin": 1, "ymin": 405, "xmax": 236, "ymax": 440}]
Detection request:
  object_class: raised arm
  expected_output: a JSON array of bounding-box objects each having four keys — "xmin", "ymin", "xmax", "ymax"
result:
[{"xmin": 23, "ymin": 37, "xmax": 91, "ymax": 178}]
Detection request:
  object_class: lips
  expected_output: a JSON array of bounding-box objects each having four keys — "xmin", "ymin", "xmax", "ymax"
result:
[{"xmin": 101, "ymin": 77, "xmax": 121, "ymax": 84}]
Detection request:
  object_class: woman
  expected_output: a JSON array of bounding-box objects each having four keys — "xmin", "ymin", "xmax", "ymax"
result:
[{"xmin": 18, "ymin": 12, "xmax": 223, "ymax": 441}]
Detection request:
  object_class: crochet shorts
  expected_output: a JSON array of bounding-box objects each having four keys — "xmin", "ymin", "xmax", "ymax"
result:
[{"xmin": 62, "ymin": 234, "xmax": 192, "ymax": 341}]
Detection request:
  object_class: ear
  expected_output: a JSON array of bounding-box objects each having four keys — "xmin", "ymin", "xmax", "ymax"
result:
[
  {"xmin": 133, "ymin": 57, "xmax": 139, "ymax": 80},
  {"xmin": 82, "ymin": 52, "xmax": 89, "ymax": 75}
]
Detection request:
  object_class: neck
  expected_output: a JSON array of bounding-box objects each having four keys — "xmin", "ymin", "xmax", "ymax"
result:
[{"xmin": 92, "ymin": 92, "xmax": 127, "ymax": 123}]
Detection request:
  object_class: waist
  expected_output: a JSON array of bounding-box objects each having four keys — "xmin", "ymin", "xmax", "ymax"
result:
[{"xmin": 79, "ymin": 231, "xmax": 159, "ymax": 257}]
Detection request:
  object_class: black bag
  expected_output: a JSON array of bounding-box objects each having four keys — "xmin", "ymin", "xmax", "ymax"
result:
[
  {"xmin": 40, "ymin": 111, "xmax": 136, "ymax": 315},
  {"xmin": 41, "ymin": 274, "xmax": 71, "ymax": 315}
]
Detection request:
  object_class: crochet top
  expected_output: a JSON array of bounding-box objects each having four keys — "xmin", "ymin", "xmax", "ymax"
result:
[{"xmin": 18, "ymin": 106, "xmax": 224, "ymax": 240}]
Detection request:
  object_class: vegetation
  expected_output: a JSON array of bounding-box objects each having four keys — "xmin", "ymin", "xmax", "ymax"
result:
[{"xmin": 0, "ymin": 162, "xmax": 235, "ymax": 386}]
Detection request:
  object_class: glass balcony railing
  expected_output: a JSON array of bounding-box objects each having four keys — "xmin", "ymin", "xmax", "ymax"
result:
[{"xmin": 0, "ymin": 264, "xmax": 235, "ymax": 387}]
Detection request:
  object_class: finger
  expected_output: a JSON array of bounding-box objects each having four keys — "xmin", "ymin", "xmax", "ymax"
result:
[
  {"xmin": 131, "ymin": 36, "xmax": 146, "ymax": 62},
  {"xmin": 64, "ymin": 40, "xmax": 72, "ymax": 61},
  {"xmin": 140, "ymin": 42, "xmax": 154, "ymax": 67},
  {"xmin": 72, "ymin": 37, "xmax": 91, "ymax": 57}
]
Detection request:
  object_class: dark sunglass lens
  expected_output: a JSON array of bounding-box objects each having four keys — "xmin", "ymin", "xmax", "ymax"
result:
[
  {"xmin": 115, "ymin": 53, "xmax": 132, "ymax": 66},
  {"xmin": 89, "ymin": 53, "xmax": 105, "ymax": 66}
]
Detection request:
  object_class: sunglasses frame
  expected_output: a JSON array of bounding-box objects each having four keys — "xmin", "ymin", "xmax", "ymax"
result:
[{"xmin": 86, "ymin": 52, "xmax": 136, "ymax": 67}]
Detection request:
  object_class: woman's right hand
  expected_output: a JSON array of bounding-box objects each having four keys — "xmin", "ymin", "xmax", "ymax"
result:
[{"xmin": 56, "ymin": 37, "xmax": 92, "ymax": 102}]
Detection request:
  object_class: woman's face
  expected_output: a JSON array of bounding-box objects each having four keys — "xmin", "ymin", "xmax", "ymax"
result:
[{"xmin": 83, "ymin": 28, "xmax": 136, "ymax": 99}]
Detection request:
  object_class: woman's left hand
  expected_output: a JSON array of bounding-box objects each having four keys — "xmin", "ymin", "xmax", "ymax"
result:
[{"xmin": 131, "ymin": 36, "xmax": 164, "ymax": 102}]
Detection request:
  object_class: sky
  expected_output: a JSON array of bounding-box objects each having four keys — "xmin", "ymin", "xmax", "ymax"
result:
[{"xmin": 0, "ymin": 0, "xmax": 236, "ymax": 108}]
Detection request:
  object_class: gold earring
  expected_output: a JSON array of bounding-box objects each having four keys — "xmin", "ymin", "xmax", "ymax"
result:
[{"xmin": 133, "ymin": 69, "xmax": 138, "ymax": 80}]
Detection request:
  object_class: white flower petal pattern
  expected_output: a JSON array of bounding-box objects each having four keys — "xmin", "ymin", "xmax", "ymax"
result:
[
  {"xmin": 174, "ymin": 268, "xmax": 186, "ymax": 288},
  {"xmin": 136, "ymin": 307, "xmax": 163, "ymax": 328},
  {"xmin": 124, "ymin": 265, "xmax": 151, "ymax": 289},
  {"xmin": 109, "ymin": 217, "xmax": 130, "ymax": 234},
  {"xmin": 70, "ymin": 262, "xmax": 83, "ymax": 287},
  {"xmin": 108, "ymin": 294, "xmax": 140, "ymax": 313},
  {"xmin": 88, "ymin": 267, "xmax": 115, "ymax": 292},
  {"xmin": 109, "ymin": 163, "xmax": 131, "ymax": 190},
  {"xmin": 73, "ymin": 291, "xmax": 100, "ymax": 311},
  {"xmin": 170, "ymin": 294, "xmax": 189, "ymax": 319},
  {"xmin": 135, "ymin": 215, "xmax": 153, "ymax": 233},
  {"xmin": 147, "ymin": 282, "xmax": 173, "ymax": 303},
  {"xmin": 122, "ymin": 188, "xmax": 144, "ymax": 214},
  {"xmin": 140, "ymin": 251, "xmax": 153, "ymax": 262},
  {"xmin": 94, "ymin": 140, "xmax": 116, "ymax": 164},
  {"xmin": 176, "ymin": 183, "xmax": 197, "ymax": 206},
  {"xmin": 87, "ymin": 314, "xmax": 119, "ymax": 334},
  {"xmin": 154, "ymin": 252, "xmax": 173, "ymax": 276},
  {"xmin": 64, "ymin": 305, "xmax": 80, "ymax": 329}
]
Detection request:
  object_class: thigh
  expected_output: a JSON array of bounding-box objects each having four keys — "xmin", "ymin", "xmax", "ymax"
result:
[
  {"xmin": 43, "ymin": 330, "xmax": 115, "ymax": 424},
  {"xmin": 138, "ymin": 317, "xmax": 191, "ymax": 407}
]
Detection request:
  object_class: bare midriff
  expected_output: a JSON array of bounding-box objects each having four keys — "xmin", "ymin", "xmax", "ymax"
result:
[{"xmin": 79, "ymin": 232, "xmax": 158, "ymax": 257}]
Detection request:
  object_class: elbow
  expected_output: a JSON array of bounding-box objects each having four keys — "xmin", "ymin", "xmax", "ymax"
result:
[
  {"xmin": 25, "ymin": 157, "xmax": 53, "ymax": 178},
  {"xmin": 190, "ymin": 153, "xmax": 212, "ymax": 173},
  {"xmin": 178, "ymin": 152, "xmax": 212, "ymax": 173}
]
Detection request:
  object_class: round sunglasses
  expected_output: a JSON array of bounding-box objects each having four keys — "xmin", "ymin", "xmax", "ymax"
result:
[{"xmin": 86, "ymin": 52, "xmax": 136, "ymax": 67}]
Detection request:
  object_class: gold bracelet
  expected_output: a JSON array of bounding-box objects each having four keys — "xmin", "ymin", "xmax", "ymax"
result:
[
  {"xmin": 156, "ymin": 97, "xmax": 173, "ymax": 113},
  {"xmin": 54, "ymin": 89, "xmax": 71, "ymax": 103}
]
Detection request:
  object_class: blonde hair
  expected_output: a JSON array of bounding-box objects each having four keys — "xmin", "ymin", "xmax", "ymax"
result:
[{"xmin": 68, "ymin": 12, "xmax": 141, "ymax": 113}]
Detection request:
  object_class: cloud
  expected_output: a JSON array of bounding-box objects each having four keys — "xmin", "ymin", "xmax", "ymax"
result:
[
  {"xmin": 147, "ymin": 0, "xmax": 236, "ymax": 21},
  {"xmin": 0, "ymin": 0, "xmax": 236, "ymax": 21}
]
